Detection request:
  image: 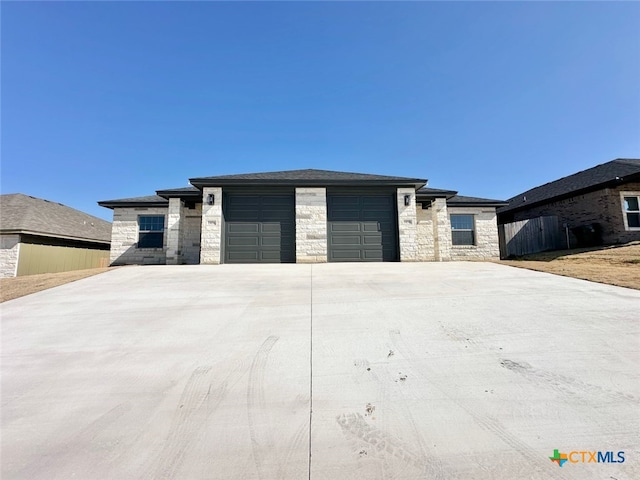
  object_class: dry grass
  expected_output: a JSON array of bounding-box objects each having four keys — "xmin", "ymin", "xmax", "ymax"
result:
[
  {"xmin": 499, "ymin": 242, "xmax": 640, "ymax": 290},
  {"xmin": 1, "ymin": 268, "xmax": 112, "ymax": 303}
]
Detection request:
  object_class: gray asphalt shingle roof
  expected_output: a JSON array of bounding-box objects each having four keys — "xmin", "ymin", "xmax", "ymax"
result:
[
  {"xmin": 1, "ymin": 193, "xmax": 112, "ymax": 244},
  {"xmin": 447, "ymin": 195, "xmax": 508, "ymax": 206},
  {"xmin": 97, "ymin": 195, "xmax": 169, "ymax": 208},
  {"xmin": 190, "ymin": 168, "xmax": 427, "ymax": 185},
  {"xmin": 499, "ymin": 158, "xmax": 640, "ymax": 214}
]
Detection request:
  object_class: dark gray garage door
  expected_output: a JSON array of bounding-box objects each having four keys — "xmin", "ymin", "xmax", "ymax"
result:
[
  {"xmin": 223, "ymin": 193, "xmax": 295, "ymax": 263},
  {"xmin": 327, "ymin": 194, "xmax": 398, "ymax": 262}
]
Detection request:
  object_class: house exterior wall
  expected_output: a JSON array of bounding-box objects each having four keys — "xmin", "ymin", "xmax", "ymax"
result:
[
  {"xmin": 110, "ymin": 207, "xmax": 168, "ymax": 265},
  {"xmin": 166, "ymin": 198, "xmax": 183, "ymax": 265},
  {"xmin": 182, "ymin": 203, "xmax": 202, "ymax": 265},
  {"xmin": 416, "ymin": 207, "xmax": 435, "ymax": 261},
  {"xmin": 507, "ymin": 182, "xmax": 640, "ymax": 245},
  {"xmin": 0, "ymin": 234, "xmax": 21, "ymax": 278},
  {"xmin": 397, "ymin": 188, "xmax": 418, "ymax": 261},
  {"xmin": 432, "ymin": 198, "xmax": 452, "ymax": 261},
  {"xmin": 200, "ymin": 187, "xmax": 223, "ymax": 264},
  {"xmin": 295, "ymin": 188, "xmax": 327, "ymax": 263},
  {"xmin": 448, "ymin": 207, "xmax": 500, "ymax": 260}
]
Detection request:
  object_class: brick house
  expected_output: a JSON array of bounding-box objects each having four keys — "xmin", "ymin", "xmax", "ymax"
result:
[
  {"xmin": 98, "ymin": 169, "xmax": 506, "ymax": 265},
  {"xmin": 497, "ymin": 158, "xmax": 640, "ymax": 246}
]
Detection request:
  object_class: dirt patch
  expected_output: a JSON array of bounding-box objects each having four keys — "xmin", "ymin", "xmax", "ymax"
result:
[
  {"xmin": 498, "ymin": 242, "xmax": 640, "ymax": 290},
  {"xmin": 1, "ymin": 268, "xmax": 112, "ymax": 303}
]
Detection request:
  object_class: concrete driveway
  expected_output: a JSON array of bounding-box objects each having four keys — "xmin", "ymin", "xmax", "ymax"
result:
[{"xmin": 1, "ymin": 263, "xmax": 638, "ymax": 479}]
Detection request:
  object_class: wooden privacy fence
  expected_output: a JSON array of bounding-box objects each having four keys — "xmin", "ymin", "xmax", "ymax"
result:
[{"xmin": 498, "ymin": 216, "xmax": 564, "ymax": 258}]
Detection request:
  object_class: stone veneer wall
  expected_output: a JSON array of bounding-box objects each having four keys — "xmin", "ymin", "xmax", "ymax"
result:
[
  {"xmin": 110, "ymin": 207, "xmax": 168, "ymax": 265},
  {"xmin": 449, "ymin": 207, "xmax": 500, "ymax": 260},
  {"xmin": 432, "ymin": 198, "xmax": 452, "ymax": 261},
  {"xmin": 166, "ymin": 198, "xmax": 183, "ymax": 265},
  {"xmin": 397, "ymin": 188, "xmax": 418, "ymax": 261},
  {"xmin": 416, "ymin": 208, "xmax": 435, "ymax": 261},
  {"xmin": 295, "ymin": 188, "xmax": 327, "ymax": 263},
  {"xmin": 0, "ymin": 234, "xmax": 21, "ymax": 278},
  {"xmin": 509, "ymin": 183, "xmax": 640, "ymax": 246},
  {"xmin": 200, "ymin": 187, "xmax": 223, "ymax": 264},
  {"xmin": 182, "ymin": 203, "xmax": 202, "ymax": 264}
]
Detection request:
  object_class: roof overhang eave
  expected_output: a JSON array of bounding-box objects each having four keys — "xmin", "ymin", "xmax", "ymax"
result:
[{"xmin": 0, "ymin": 229, "xmax": 111, "ymax": 245}]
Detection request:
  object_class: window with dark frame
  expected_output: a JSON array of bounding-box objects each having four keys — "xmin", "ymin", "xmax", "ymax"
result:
[
  {"xmin": 450, "ymin": 214, "xmax": 475, "ymax": 246},
  {"xmin": 623, "ymin": 195, "xmax": 640, "ymax": 229},
  {"xmin": 138, "ymin": 215, "xmax": 165, "ymax": 248}
]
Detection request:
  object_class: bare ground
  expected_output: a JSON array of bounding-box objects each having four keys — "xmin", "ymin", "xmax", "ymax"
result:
[
  {"xmin": 498, "ymin": 241, "xmax": 640, "ymax": 290},
  {"xmin": 0, "ymin": 268, "xmax": 112, "ymax": 303}
]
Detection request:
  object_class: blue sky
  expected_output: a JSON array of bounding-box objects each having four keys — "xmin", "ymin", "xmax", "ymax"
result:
[{"xmin": 2, "ymin": 1, "xmax": 639, "ymax": 221}]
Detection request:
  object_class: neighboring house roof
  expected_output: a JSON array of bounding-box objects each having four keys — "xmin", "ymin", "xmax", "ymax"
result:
[
  {"xmin": 499, "ymin": 158, "xmax": 640, "ymax": 215},
  {"xmin": 98, "ymin": 195, "xmax": 169, "ymax": 208},
  {"xmin": 0, "ymin": 193, "xmax": 112, "ymax": 244},
  {"xmin": 190, "ymin": 168, "xmax": 427, "ymax": 188}
]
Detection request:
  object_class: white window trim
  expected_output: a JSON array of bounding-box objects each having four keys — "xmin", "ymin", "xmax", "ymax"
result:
[
  {"xmin": 620, "ymin": 191, "xmax": 640, "ymax": 231},
  {"xmin": 450, "ymin": 214, "xmax": 477, "ymax": 247}
]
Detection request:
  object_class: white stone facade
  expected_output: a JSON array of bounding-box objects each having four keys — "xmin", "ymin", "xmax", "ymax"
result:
[
  {"xmin": 449, "ymin": 207, "xmax": 500, "ymax": 260},
  {"xmin": 182, "ymin": 203, "xmax": 202, "ymax": 264},
  {"xmin": 200, "ymin": 187, "xmax": 223, "ymax": 264},
  {"xmin": 0, "ymin": 234, "xmax": 21, "ymax": 278},
  {"xmin": 166, "ymin": 198, "xmax": 183, "ymax": 265},
  {"xmin": 109, "ymin": 207, "xmax": 168, "ymax": 265},
  {"xmin": 397, "ymin": 188, "xmax": 418, "ymax": 261},
  {"xmin": 107, "ymin": 188, "xmax": 502, "ymax": 265},
  {"xmin": 295, "ymin": 188, "xmax": 328, "ymax": 263}
]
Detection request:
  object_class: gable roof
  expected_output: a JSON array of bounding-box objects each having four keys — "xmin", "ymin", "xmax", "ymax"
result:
[
  {"xmin": 190, "ymin": 168, "xmax": 427, "ymax": 188},
  {"xmin": 499, "ymin": 158, "xmax": 640, "ymax": 214},
  {"xmin": 97, "ymin": 194, "xmax": 169, "ymax": 209},
  {"xmin": 1, "ymin": 193, "xmax": 111, "ymax": 244}
]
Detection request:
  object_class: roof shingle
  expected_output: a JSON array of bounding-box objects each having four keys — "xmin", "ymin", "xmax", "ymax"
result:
[
  {"xmin": 1, "ymin": 193, "xmax": 111, "ymax": 243},
  {"xmin": 499, "ymin": 158, "xmax": 640, "ymax": 214}
]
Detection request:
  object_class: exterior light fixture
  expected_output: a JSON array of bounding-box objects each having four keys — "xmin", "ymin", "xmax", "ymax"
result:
[
  {"xmin": 404, "ymin": 194, "xmax": 411, "ymax": 206},
  {"xmin": 207, "ymin": 194, "xmax": 215, "ymax": 205}
]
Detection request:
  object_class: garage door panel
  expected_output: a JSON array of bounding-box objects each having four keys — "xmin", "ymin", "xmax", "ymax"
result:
[
  {"xmin": 361, "ymin": 222, "xmax": 380, "ymax": 232},
  {"xmin": 362, "ymin": 197, "xmax": 392, "ymax": 208},
  {"xmin": 362, "ymin": 234, "xmax": 383, "ymax": 245},
  {"xmin": 224, "ymin": 193, "xmax": 295, "ymax": 263},
  {"xmin": 329, "ymin": 210, "xmax": 361, "ymax": 221},
  {"xmin": 363, "ymin": 211, "xmax": 394, "ymax": 221},
  {"xmin": 332, "ymin": 235, "xmax": 362, "ymax": 245},
  {"xmin": 363, "ymin": 250, "xmax": 384, "ymax": 259},
  {"xmin": 330, "ymin": 223, "xmax": 361, "ymax": 232},
  {"xmin": 227, "ymin": 223, "xmax": 260, "ymax": 234},
  {"xmin": 228, "ymin": 237, "xmax": 260, "ymax": 246},
  {"xmin": 331, "ymin": 250, "xmax": 363, "ymax": 260},
  {"xmin": 328, "ymin": 193, "xmax": 398, "ymax": 262}
]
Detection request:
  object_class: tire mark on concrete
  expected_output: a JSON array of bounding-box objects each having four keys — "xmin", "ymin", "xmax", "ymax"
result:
[
  {"xmin": 337, "ymin": 413, "xmax": 426, "ymax": 473},
  {"xmin": 277, "ymin": 419, "xmax": 309, "ymax": 479},
  {"xmin": 247, "ymin": 335, "xmax": 279, "ymax": 479},
  {"xmin": 140, "ymin": 366, "xmax": 213, "ymax": 480},
  {"xmin": 500, "ymin": 358, "xmax": 639, "ymax": 404},
  {"xmin": 389, "ymin": 330, "xmax": 573, "ymax": 480},
  {"xmin": 355, "ymin": 355, "xmax": 444, "ymax": 480}
]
